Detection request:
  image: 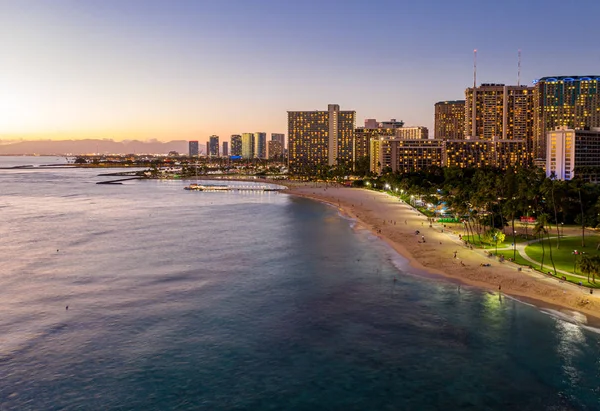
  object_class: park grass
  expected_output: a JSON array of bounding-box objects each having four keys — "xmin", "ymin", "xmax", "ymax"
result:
[
  {"xmin": 524, "ymin": 236, "xmax": 600, "ymax": 275},
  {"xmin": 461, "ymin": 234, "xmax": 532, "ymax": 249},
  {"xmin": 494, "ymin": 249, "xmax": 600, "ymax": 289}
]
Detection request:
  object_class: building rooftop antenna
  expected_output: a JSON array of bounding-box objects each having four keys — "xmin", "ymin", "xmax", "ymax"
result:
[
  {"xmin": 473, "ymin": 49, "xmax": 477, "ymax": 88},
  {"xmin": 518, "ymin": 49, "xmax": 522, "ymax": 86}
]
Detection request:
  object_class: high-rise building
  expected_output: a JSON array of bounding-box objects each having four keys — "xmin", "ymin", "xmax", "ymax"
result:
[
  {"xmin": 288, "ymin": 104, "xmax": 356, "ymax": 174},
  {"xmin": 465, "ymin": 84, "xmax": 534, "ymax": 140},
  {"xmin": 395, "ymin": 126, "xmax": 429, "ymax": 140},
  {"xmin": 209, "ymin": 135, "xmax": 219, "ymax": 157},
  {"xmin": 222, "ymin": 141, "xmax": 229, "ymax": 157},
  {"xmin": 546, "ymin": 127, "xmax": 600, "ymax": 181},
  {"xmin": 268, "ymin": 140, "xmax": 283, "ymax": 160},
  {"xmin": 380, "ymin": 119, "xmax": 405, "ymax": 129},
  {"xmin": 354, "ymin": 127, "xmax": 394, "ymax": 165},
  {"xmin": 254, "ymin": 132, "xmax": 267, "ymax": 159},
  {"xmin": 231, "ymin": 135, "xmax": 242, "ymax": 156},
  {"xmin": 434, "ymin": 100, "xmax": 465, "ymax": 139},
  {"xmin": 533, "ymin": 76, "xmax": 600, "ymax": 160},
  {"xmin": 445, "ymin": 138, "xmax": 528, "ymax": 169},
  {"xmin": 205, "ymin": 141, "xmax": 210, "ymax": 157},
  {"xmin": 364, "ymin": 119, "xmax": 379, "ymax": 129},
  {"xmin": 241, "ymin": 133, "xmax": 255, "ymax": 159},
  {"xmin": 271, "ymin": 133, "xmax": 285, "ymax": 148},
  {"xmin": 188, "ymin": 140, "xmax": 199, "ymax": 157},
  {"xmin": 370, "ymin": 137, "xmax": 443, "ymax": 174},
  {"xmin": 369, "ymin": 137, "xmax": 528, "ymax": 175},
  {"xmin": 465, "ymin": 83, "xmax": 534, "ymax": 164}
]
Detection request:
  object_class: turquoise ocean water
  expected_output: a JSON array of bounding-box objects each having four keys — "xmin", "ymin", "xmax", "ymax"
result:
[{"xmin": 0, "ymin": 157, "xmax": 599, "ymax": 410}]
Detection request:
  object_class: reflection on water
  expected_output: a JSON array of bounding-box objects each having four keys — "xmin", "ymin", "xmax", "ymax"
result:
[{"xmin": 0, "ymin": 161, "xmax": 599, "ymax": 410}]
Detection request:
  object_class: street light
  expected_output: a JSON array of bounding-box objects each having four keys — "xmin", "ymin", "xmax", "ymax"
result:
[
  {"xmin": 513, "ymin": 231, "xmax": 517, "ymax": 261},
  {"xmin": 561, "ymin": 222, "xmax": 564, "ymax": 237},
  {"xmin": 494, "ymin": 234, "xmax": 498, "ymax": 256}
]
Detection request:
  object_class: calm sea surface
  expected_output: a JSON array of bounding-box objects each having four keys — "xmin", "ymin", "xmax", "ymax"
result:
[{"xmin": 1, "ymin": 157, "xmax": 599, "ymax": 410}]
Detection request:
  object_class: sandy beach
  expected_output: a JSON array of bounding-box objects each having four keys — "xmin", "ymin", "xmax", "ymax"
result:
[{"xmin": 281, "ymin": 182, "xmax": 600, "ymax": 323}]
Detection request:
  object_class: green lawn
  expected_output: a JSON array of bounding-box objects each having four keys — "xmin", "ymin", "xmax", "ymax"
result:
[
  {"xmin": 461, "ymin": 234, "xmax": 534, "ymax": 249},
  {"xmin": 524, "ymin": 236, "xmax": 600, "ymax": 274},
  {"xmin": 495, "ymin": 248, "xmax": 600, "ymax": 288}
]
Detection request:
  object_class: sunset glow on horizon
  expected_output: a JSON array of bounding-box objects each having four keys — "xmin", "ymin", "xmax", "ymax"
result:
[{"xmin": 2, "ymin": 0, "xmax": 600, "ymax": 143}]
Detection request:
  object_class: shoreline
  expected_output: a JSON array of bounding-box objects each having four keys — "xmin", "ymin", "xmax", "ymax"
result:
[{"xmin": 280, "ymin": 182, "xmax": 600, "ymax": 326}]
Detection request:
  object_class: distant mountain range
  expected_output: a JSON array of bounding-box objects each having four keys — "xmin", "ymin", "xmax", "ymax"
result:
[{"xmin": 0, "ymin": 139, "xmax": 199, "ymax": 156}]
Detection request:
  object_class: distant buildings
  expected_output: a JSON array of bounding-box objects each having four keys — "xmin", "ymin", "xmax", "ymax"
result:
[
  {"xmin": 231, "ymin": 135, "xmax": 242, "ymax": 156},
  {"xmin": 434, "ymin": 101, "xmax": 465, "ymax": 139},
  {"xmin": 241, "ymin": 133, "xmax": 255, "ymax": 159},
  {"xmin": 546, "ymin": 127, "xmax": 600, "ymax": 181},
  {"xmin": 209, "ymin": 135, "xmax": 219, "ymax": 157},
  {"xmin": 533, "ymin": 76, "xmax": 600, "ymax": 160},
  {"xmin": 271, "ymin": 133, "xmax": 285, "ymax": 148},
  {"xmin": 288, "ymin": 104, "xmax": 355, "ymax": 174},
  {"xmin": 396, "ymin": 126, "xmax": 429, "ymax": 140},
  {"xmin": 268, "ymin": 140, "xmax": 283, "ymax": 160},
  {"xmin": 188, "ymin": 140, "xmax": 199, "ymax": 157},
  {"xmin": 254, "ymin": 132, "xmax": 267, "ymax": 159},
  {"xmin": 222, "ymin": 141, "xmax": 228, "ymax": 157}
]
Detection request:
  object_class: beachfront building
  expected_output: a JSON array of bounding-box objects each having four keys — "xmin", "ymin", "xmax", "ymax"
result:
[
  {"xmin": 254, "ymin": 132, "xmax": 267, "ymax": 159},
  {"xmin": 241, "ymin": 133, "xmax": 255, "ymax": 159},
  {"xmin": 444, "ymin": 138, "xmax": 529, "ymax": 169},
  {"xmin": 354, "ymin": 127, "xmax": 396, "ymax": 166},
  {"xmin": 370, "ymin": 137, "xmax": 528, "ymax": 175},
  {"xmin": 288, "ymin": 104, "xmax": 356, "ymax": 174},
  {"xmin": 188, "ymin": 140, "xmax": 199, "ymax": 157},
  {"xmin": 230, "ymin": 135, "xmax": 242, "ymax": 156},
  {"xmin": 533, "ymin": 76, "xmax": 600, "ymax": 160},
  {"xmin": 370, "ymin": 137, "xmax": 443, "ymax": 174},
  {"xmin": 354, "ymin": 118, "xmax": 405, "ymax": 168},
  {"xmin": 464, "ymin": 83, "xmax": 534, "ymax": 164},
  {"xmin": 395, "ymin": 126, "xmax": 429, "ymax": 140},
  {"xmin": 546, "ymin": 127, "xmax": 600, "ymax": 181},
  {"xmin": 434, "ymin": 100, "xmax": 465, "ymax": 139},
  {"xmin": 209, "ymin": 135, "xmax": 219, "ymax": 157}
]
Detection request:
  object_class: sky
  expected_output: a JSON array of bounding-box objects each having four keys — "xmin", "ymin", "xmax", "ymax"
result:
[{"xmin": 2, "ymin": 0, "xmax": 600, "ymax": 143}]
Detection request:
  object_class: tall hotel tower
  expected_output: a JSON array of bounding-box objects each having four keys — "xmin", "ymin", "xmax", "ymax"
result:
[
  {"xmin": 288, "ymin": 104, "xmax": 355, "ymax": 174},
  {"xmin": 465, "ymin": 83, "xmax": 533, "ymax": 162},
  {"xmin": 533, "ymin": 76, "xmax": 600, "ymax": 160},
  {"xmin": 434, "ymin": 101, "xmax": 465, "ymax": 139}
]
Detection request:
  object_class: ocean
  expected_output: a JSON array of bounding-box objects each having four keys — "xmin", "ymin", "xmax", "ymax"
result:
[{"xmin": 0, "ymin": 157, "xmax": 599, "ymax": 410}]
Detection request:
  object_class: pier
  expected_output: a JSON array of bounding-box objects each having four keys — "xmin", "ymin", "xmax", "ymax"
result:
[{"xmin": 184, "ymin": 183, "xmax": 285, "ymax": 192}]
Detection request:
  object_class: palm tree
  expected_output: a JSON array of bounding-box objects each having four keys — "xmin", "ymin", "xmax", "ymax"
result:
[
  {"xmin": 533, "ymin": 215, "xmax": 547, "ymax": 272},
  {"xmin": 578, "ymin": 254, "xmax": 594, "ymax": 284},
  {"xmin": 538, "ymin": 213, "xmax": 557, "ymax": 276}
]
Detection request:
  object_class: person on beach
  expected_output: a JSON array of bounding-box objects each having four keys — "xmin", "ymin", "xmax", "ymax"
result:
[{"xmin": 453, "ymin": 251, "xmax": 457, "ymax": 259}]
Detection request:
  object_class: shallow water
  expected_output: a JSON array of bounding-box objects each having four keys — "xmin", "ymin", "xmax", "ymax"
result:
[{"xmin": 0, "ymin": 157, "xmax": 599, "ymax": 410}]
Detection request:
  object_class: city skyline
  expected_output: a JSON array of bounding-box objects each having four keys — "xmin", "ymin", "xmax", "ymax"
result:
[{"xmin": 2, "ymin": 0, "xmax": 600, "ymax": 143}]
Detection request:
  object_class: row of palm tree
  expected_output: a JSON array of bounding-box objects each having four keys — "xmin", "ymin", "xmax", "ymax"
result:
[
  {"xmin": 578, "ymin": 254, "xmax": 600, "ymax": 283},
  {"xmin": 364, "ymin": 166, "xmax": 600, "ymax": 256}
]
